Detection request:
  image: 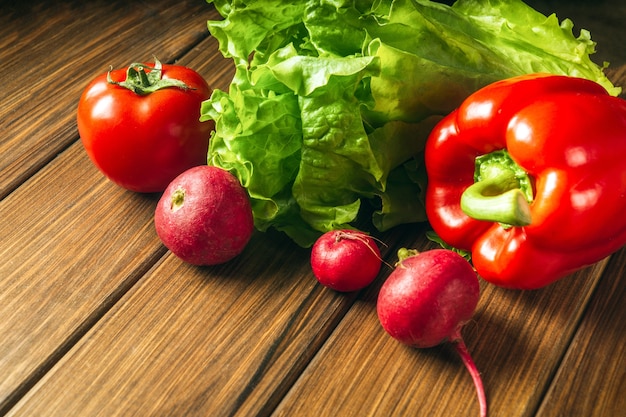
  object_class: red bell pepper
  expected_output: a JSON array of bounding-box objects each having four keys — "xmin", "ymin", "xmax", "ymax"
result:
[{"xmin": 425, "ymin": 73, "xmax": 626, "ymax": 289}]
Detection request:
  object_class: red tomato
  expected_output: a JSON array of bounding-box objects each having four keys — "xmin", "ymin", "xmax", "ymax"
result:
[{"xmin": 77, "ymin": 59, "xmax": 213, "ymax": 193}]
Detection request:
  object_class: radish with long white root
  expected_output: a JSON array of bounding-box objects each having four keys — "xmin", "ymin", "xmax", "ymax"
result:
[{"xmin": 376, "ymin": 248, "xmax": 487, "ymax": 417}]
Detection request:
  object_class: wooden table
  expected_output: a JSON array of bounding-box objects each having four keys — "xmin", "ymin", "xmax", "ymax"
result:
[{"xmin": 1, "ymin": 1, "xmax": 624, "ymax": 416}]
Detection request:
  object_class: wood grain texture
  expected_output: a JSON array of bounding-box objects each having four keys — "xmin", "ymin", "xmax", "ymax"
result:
[
  {"xmin": 5, "ymin": 210, "xmax": 426, "ymax": 417},
  {"xmin": 0, "ymin": 1, "xmax": 220, "ymax": 412},
  {"xmin": 0, "ymin": 144, "xmax": 165, "ymax": 413},
  {"xmin": 0, "ymin": 1, "xmax": 625, "ymax": 417},
  {"xmin": 271, "ymin": 245, "xmax": 608, "ymax": 417},
  {"xmin": 0, "ymin": 0, "xmax": 214, "ymax": 200},
  {"xmin": 6, "ymin": 235, "xmax": 331, "ymax": 417},
  {"xmin": 536, "ymin": 247, "xmax": 626, "ymax": 417}
]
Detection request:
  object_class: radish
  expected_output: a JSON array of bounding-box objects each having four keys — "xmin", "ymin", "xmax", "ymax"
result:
[
  {"xmin": 154, "ymin": 165, "xmax": 254, "ymax": 266},
  {"xmin": 310, "ymin": 230, "xmax": 382, "ymax": 292},
  {"xmin": 377, "ymin": 248, "xmax": 486, "ymax": 417}
]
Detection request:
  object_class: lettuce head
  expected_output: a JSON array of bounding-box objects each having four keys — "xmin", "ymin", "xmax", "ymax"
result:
[{"xmin": 202, "ymin": 0, "xmax": 618, "ymax": 246}]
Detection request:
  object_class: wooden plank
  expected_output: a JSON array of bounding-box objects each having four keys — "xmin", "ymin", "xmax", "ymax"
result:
[
  {"xmin": 1, "ymin": 22, "xmax": 423, "ymax": 412},
  {"xmin": 0, "ymin": 4, "xmax": 221, "ymax": 413},
  {"xmin": 535, "ymin": 247, "xmax": 626, "ymax": 417},
  {"xmin": 4, "ymin": 226, "xmax": 612, "ymax": 417},
  {"xmin": 2, "ymin": 2, "xmax": 625, "ymax": 417},
  {"xmin": 0, "ymin": 0, "xmax": 215, "ymax": 200},
  {"xmin": 5, "ymin": 210, "xmax": 425, "ymax": 416},
  {"xmin": 268, "ymin": 44, "xmax": 626, "ymax": 417},
  {"xmin": 270, "ymin": 241, "xmax": 608, "ymax": 417},
  {"xmin": 2, "ymin": 32, "xmax": 432, "ymax": 417},
  {"xmin": 4, "ymin": 232, "xmax": 341, "ymax": 417},
  {"xmin": 0, "ymin": 144, "xmax": 165, "ymax": 413},
  {"xmin": 266, "ymin": 1, "xmax": 626, "ymax": 410}
]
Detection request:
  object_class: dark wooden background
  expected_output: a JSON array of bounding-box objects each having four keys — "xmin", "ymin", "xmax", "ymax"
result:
[{"xmin": 0, "ymin": 1, "xmax": 624, "ymax": 416}]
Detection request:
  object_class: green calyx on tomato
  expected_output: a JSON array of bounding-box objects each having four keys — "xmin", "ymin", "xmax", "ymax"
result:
[
  {"xmin": 107, "ymin": 57, "xmax": 192, "ymax": 95},
  {"xmin": 77, "ymin": 58, "xmax": 213, "ymax": 193}
]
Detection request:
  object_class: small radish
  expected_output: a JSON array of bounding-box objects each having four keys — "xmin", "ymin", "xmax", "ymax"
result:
[
  {"xmin": 155, "ymin": 165, "xmax": 254, "ymax": 266},
  {"xmin": 310, "ymin": 230, "xmax": 382, "ymax": 292},
  {"xmin": 377, "ymin": 248, "xmax": 486, "ymax": 417}
]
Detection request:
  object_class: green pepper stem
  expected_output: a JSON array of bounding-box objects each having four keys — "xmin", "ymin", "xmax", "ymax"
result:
[{"xmin": 461, "ymin": 170, "xmax": 532, "ymax": 226}]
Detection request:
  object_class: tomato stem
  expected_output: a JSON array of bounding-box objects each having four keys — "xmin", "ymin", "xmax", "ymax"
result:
[{"xmin": 108, "ymin": 57, "xmax": 193, "ymax": 95}]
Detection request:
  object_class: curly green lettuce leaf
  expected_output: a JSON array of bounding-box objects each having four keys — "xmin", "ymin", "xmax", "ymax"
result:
[
  {"xmin": 203, "ymin": 0, "xmax": 618, "ymax": 246},
  {"xmin": 451, "ymin": 0, "xmax": 618, "ymax": 94}
]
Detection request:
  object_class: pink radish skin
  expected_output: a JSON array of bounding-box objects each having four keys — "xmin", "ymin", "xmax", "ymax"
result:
[
  {"xmin": 154, "ymin": 165, "xmax": 254, "ymax": 266},
  {"xmin": 311, "ymin": 230, "xmax": 382, "ymax": 292},
  {"xmin": 377, "ymin": 248, "xmax": 487, "ymax": 417}
]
